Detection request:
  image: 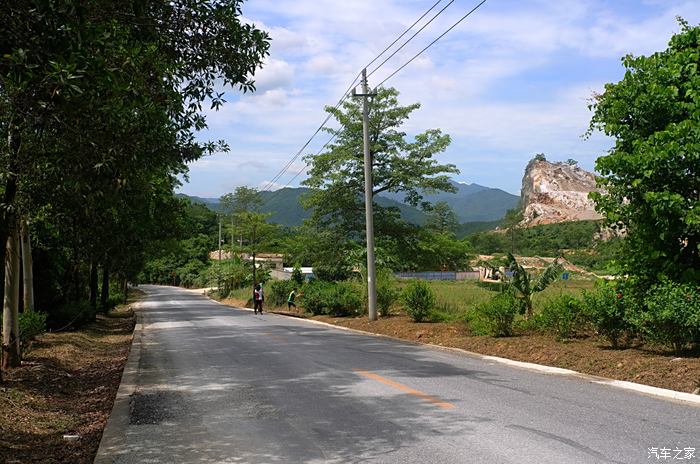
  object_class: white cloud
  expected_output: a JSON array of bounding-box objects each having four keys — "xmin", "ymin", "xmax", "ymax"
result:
[
  {"xmin": 305, "ymin": 54, "xmax": 354, "ymax": 76},
  {"xmin": 268, "ymin": 26, "xmax": 309, "ymax": 53},
  {"xmin": 251, "ymin": 58, "xmax": 294, "ymax": 93}
]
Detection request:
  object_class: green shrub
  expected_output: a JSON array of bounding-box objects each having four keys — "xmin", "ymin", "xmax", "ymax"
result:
[
  {"xmin": 402, "ymin": 281, "xmax": 436, "ymax": 322},
  {"xmin": 267, "ymin": 280, "xmax": 297, "ymax": 308},
  {"xmin": 177, "ymin": 260, "xmax": 208, "ymax": 288},
  {"xmin": 18, "ymin": 311, "xmax": 47, "ymax": 354},
  {"xmin": 536, "ymin": 294, "xmax": 589, "ymax": 340},
  {"xmin": 635, "ymin": 281, "xmax": 700, "ymax": 354},
  {"xmin": 376, "ymin": 269, "xmax": 400, "ymax": 317},
  {"xmin": 313, "ymin": 263, "xmax": 353, "ymax": 282},
  {"xmin": 583, "ymin": 280, "xmax": 629, "ymax": 348},
  {"xmin": 471, "ymin": 292, "xmax": 518, "ymax": 337},
  {"xmin": 291, "ymin": 264, "xmax": 305, "ymax": 287},
  {"xmin": 300, "ymin": 281, "xmax": 326, "ymax": 315},
  {"xmin": 211, "ymin": 260, "xmax": 252, "ymax": 297},
  {"xmin": 301, "ymin": 280, "xmax": 361, "ymax": 316}
]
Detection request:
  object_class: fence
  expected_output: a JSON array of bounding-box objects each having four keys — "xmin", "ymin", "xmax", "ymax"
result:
[
  {"xmin": 395, "ymin": 271, "xmax": 480, "ymax": 281},
  {"xmin": 269, "ymin": 269, "xmax": 315, "ymax": 281}
]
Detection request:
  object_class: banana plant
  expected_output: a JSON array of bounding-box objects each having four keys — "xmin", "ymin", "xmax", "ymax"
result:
[{"xmin": 507, "ymin": 253, "xmax": 564, "ymax": 320}]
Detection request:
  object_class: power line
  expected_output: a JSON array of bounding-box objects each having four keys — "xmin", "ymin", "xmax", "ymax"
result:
[
  {"xmin": 259, "ymin": 0, "xmax": 453, "ymax": 195},
  {"xmin": 257, "ymin": 98, "xmax": 347, "ymax": 194},
  {"xmin": 261, "ymin": 132, "xmax": 338, "ymax": 207},
  {"xmin": 257, "ymin": 70, "xmax": 364, "ymax": 194},
  {"xmin": 365, "ymin": 0, "xmax": 445, "ymax": 71},
  {"xmin": 377, "ymin": 0, "xmax": 488, "ymax": 88},
  {"xmin": 260, "ymin": 0, "xmax": 489, "ymax": 217},
  {"xmin": 367, "ymin": 0, "xmax": 455, "ymax": 79}
]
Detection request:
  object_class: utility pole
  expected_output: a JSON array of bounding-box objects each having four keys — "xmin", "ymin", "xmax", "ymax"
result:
[
  {"xmin": 251, "ymin": 221, "xmax": 257, "ymax": 302},
  {"xmin": 353, "ymin": 68, "xmax": 378, "ymax": 321},
  {"xmin": 217, "ymin": 214, "xmax": 222, "ymax": 292}
]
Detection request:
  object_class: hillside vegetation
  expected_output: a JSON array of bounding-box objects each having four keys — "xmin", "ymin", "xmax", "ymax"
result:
[{"xmin": 467, "ymin": 220, "xmax": 623, "ymax": 272}]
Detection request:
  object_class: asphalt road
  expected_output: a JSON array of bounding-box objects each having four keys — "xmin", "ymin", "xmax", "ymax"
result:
[{"xmin": 96, "ymin": 285, "xmax": 700, "ymax": 463}]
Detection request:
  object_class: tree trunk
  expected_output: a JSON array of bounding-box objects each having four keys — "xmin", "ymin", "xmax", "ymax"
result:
[
  {"xmin": 89, "ymin": 259, "xmax": 98, "ymax": 320},
  {"xmin": 100, "ymin": 261, "xmax": 109, "ymax": 313},
  {"xmin": 122, "ymin": 277, "xmax": 128, "ymax": 305},
  {"xmin": 72, "ymin": 242, "xmax": 81, "ymax": 302},
  {"xmin": 20, "ymin": 219, "xmax": 35, "ymax": 313},
  {"xmin": 89, "ymin": 260, "xmax": 98, "ymax": 309},
  {"xmin": 3, "ymin": 222, "xmax": 21, "ymax": 369},
  {"xmin": 0, "ymin": 126, "xmax": 20, "ymax": 306}
]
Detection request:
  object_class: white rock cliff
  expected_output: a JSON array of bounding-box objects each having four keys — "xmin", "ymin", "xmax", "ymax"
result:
[{"xmin": 519, "ymin": 159, "xmax": 603, "ymax": 227}]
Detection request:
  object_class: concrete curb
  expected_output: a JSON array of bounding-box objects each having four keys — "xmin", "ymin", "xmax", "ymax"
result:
[
  {"xmin": 94, "ymin": 303, "xmax": 144, "ymax": 463},
  {"xmin": 211, "ymin": 297, "xmax": 700, "ymax": 408}
]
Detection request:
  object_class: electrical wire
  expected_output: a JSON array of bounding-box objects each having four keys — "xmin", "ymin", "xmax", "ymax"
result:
[
  {"xmin": 261, "ymin": 132, "xmax": 338, "ymax": 207},
  {"xmin": 365, "ymin": 0, "xmax": 445, "ymax": 71},
  {"xmin": 259, "ymin": 0, "xmax": 453, "ymax": 195},
  {"xmin": 377, "ymin": 0, "xmax": 488, "ymax": 88},
  {"xmin": 367, "ymin": 0, "xmax": 455, "ymax": 79},
  {"xmin": 263, "ymin": 0, "xmax": 489, "ymax": 215}
]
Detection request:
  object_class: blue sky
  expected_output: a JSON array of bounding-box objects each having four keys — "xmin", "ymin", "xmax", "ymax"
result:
[{"xmin": 179, "ymin": 0, "xmax": 700, "ymax": 198}]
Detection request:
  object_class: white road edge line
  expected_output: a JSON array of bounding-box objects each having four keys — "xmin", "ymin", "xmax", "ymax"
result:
[{"xmin": 592, "ymin": 379, "xmax": 700, "ymax": 405}]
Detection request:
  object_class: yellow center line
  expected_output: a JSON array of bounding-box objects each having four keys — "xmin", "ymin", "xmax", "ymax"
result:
[{"xmin": 353, "ymin": 369, "xmax": 455, "ymax": 410}]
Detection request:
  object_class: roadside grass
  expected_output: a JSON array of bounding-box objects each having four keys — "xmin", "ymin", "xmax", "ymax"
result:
[
  {"xmin": 221, "ymin": 287, "xmax": 253, "ymax": 308},
  {"xmin": 392, "ymin": 276, "xmax": 596, "ymax": 321}
]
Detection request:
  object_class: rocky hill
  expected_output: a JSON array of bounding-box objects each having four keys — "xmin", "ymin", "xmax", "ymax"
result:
[{"xmin": 519, "ymin": 159, "xmax": 603, "ymax": 227}]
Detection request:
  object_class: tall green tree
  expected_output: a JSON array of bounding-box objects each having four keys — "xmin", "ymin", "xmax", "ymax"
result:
[
  {"xmin": 302, "ymin": 87, "xmax": 458, "ymax": 238},
  {"xmin": 0, "ymin": 0, "xmax": 270, "ymax": 358},
  {"xmin": 587, "ymin": 19, "xmax": 699, "ymax": 283},
  {"xmin": 222, "ymin": 187, "xmax": 264, "ymax": 253},
  {"xmin": 425, "ymin": 201, "xmax": 459, "ymax": 235}
]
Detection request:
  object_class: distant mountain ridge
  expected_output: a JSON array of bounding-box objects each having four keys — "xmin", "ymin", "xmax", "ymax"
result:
[
  {"xmin": 177, "ymin": 180, "xmax": 519, "ymax": 227},
  {"xmin": 381, "ymin": 180, "xmax": 519, "ymax": 223}
]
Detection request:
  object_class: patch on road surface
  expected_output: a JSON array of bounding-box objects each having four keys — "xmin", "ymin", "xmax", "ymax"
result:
[
  {"xmin": 227, "ymin": 385, "xmax": 279, "ymax": 420},
  {"xmin": 129, "ymin": 390, "xmax": 196, "ymax": 425}
]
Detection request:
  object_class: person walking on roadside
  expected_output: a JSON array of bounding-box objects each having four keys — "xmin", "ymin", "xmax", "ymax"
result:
[
  {"xmin": 287, "ymin": 287, "xmax": 301, "ymax": 310},
  {"xmin": 254, "ymin": 283, "xmax": 264, "ymax": 314}
]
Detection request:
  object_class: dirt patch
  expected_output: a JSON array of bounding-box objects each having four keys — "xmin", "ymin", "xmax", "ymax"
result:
[
  {"xmin": 0, "ymin": 303, "xmax": 136, "ymax": 463},
  {"xmin": 265, "ymin": 306, "xmax": 700, "ymax": 395}
]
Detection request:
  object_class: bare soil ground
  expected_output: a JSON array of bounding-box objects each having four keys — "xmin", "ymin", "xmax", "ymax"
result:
[
  {"xmin": 0, "ymin": 300, "xmax": 136, "ymax": 463},
  {"xmin": 258, "ymin": 305, "xmax": 700, "ymax": 395}
]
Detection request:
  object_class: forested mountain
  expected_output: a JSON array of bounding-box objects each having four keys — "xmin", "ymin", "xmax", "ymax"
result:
[
  {"xmin": 178, "ymin": 179, "xmax": 519, "ymax": 227},
  {"xmin": 381, "ymin": 180, "xmax": 519, "ymax": 222}
]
